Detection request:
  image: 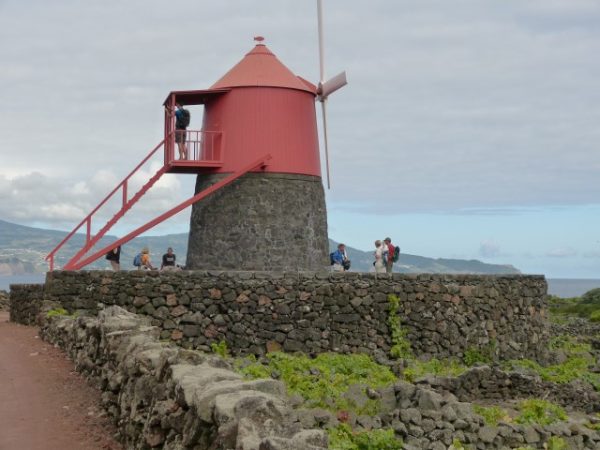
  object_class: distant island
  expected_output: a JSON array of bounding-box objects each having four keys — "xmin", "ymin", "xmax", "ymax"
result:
[{"xmin": 0, "ymin": 219, "xmax": 520, "ymax": 275}]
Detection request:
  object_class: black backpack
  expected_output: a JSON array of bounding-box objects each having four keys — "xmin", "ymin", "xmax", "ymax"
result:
[
  {"xmin": 329, "ymin": 252, "xmax": 335, "ymax": 265},
  {"xmin": 392, "ymin": 246, "xmax": 400, "ymax": 262},
  {"xmin": 176, "ymin": 109, "xmax": 191, "ymax": 128}
]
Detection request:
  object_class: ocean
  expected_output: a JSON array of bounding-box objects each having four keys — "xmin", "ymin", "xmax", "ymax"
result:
[{"xmin": 2, "ymin": 274, "xmax": 599, "ymax": 298}]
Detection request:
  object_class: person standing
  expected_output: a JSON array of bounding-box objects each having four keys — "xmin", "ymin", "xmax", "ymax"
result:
[
  {"xmin": 374, "ymin": 240, "xmax": 386, "ymax": 274},
  {"xmin": 105, "ymin": 245, "xmax": 121, "ymax": 271},
  {"xmin": 161, "ymin": 247, "xmax": 177, "ymax": 270},
  {"xmin": 384, "ymin": 237, "xmax": 395, "ymax": 274},
  {"xmin": 171, "ymin": 103, "xmax": 190, "ymax": 160}
]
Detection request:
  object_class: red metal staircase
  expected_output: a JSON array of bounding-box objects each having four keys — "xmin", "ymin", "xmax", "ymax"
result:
[{"xmin": 46, "ymin": 134, "xmax": 271, "ymax": 271}]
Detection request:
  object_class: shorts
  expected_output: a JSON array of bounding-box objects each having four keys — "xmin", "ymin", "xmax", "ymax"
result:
[{"xmin": 175, "ymin": 129, "xmax": 187, "ymax": 143}]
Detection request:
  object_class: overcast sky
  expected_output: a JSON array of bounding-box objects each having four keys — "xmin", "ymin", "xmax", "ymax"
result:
[{"xmin": 1, "ymin": 0, "xmax": 599, "ymax": 277}]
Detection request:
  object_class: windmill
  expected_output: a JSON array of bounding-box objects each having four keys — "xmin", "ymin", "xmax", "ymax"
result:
[
  {"xmin": 316, "ymin": 0, "xmax": 348, "ymax": 189},
  {"xmin": 47, "ymin": 8, "xmax": 348, "ymax": 272}
]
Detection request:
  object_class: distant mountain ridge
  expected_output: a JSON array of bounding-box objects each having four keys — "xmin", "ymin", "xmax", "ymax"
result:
[{"xmin": 0, "ymin": 219, "xmax": 520, "ymax": 275}]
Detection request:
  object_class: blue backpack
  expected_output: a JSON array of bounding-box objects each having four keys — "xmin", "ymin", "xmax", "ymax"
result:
[{"xmin": 133, "ymin": 253, "xmax": 142, "ymax": 267}]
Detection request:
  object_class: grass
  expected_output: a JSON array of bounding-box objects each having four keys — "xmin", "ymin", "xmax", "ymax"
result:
[
  {"xmin": 236, "ymin": 352, "xmax": 397, "ymax": 415},
  {"xmin": 515, "ymin": 399, "xmax": 567, "ymax": 426},
  {"xmin": 548, "ymin": 288, "xmax": 600, "ymax": 321},
  {"xmin": 403, "ymin": 358, "xmax": 468, "ymax": 382},
  {"xmin": 46, "ymin": 308, "xmax": 71, "ymax": 318},
  {"xmin": 210, "ymin": 340, "xmax": 230, "ymax": 358},
  {"xmin": 327, "ymin": 424, "xmax": 402, "ymax": 450},
  {"xmin": 473, "ymin": 404, "xmax": 511, "ymax": 426}
]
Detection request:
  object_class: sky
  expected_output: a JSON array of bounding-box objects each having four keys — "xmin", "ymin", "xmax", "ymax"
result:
[{"xmin": 0, "ymin": 0, "xmax": 599, "ymax": 278}]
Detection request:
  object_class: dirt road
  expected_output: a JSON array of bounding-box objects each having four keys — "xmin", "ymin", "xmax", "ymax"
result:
[{"xmin": 0, "ymin": 311, "xmax": 122, "ymax": 450}]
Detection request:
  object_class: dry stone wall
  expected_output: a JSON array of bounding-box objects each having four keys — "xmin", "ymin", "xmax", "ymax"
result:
[
  {"xmin": 35, "ymin": 270, "xmax": 550, "ymax": 362},
  {"xmin": 40, "ymin": 306, "xmax": 327, "ymax": 450},
  {"xmin": 9, "ymin": 283, "xmax": 44, "ymax": 324},
  {"xmin": 40, "ymin": 305, "xmax": 600, "ymax": 450}
]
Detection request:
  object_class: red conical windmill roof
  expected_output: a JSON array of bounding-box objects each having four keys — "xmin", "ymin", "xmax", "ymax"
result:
[{"xmin": 211, "ymin": 43, "xmax": 316, "ymax": 94}]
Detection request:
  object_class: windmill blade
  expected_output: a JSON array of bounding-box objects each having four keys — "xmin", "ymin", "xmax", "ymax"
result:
[
  {"xmin": 320, "ymin": 71, "xmax": 347, "ymax": 99},
  {"xmin": 321, "ymin": 99, "xmax": 331, "ymax": 189},
  {"xmin": 317, "ymin": 0, "xmax": 325, "ymax": 83}
]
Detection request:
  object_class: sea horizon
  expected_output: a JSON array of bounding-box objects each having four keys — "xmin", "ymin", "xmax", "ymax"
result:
[{"xmin": 1, "ymin": 274, "xmax": 598, "ymax": 298}]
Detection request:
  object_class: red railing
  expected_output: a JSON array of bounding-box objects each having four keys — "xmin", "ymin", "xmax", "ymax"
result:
[
  {"xmin": 69, "ymin": 153, "xmax": 271, "ymax": 270},
  {"xmin": 46, "ymin": 129, "xmax": 226, "ymax": 271},
  {"xmin": 46, "ymin": 139, "xmax": 167, "ymax": 270},
  {"xmin": 165, "ymin": 130, "xmax": 222, "ymax": 164}
]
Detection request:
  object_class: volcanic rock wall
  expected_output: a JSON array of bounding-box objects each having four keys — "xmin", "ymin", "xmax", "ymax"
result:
[{"xmin": 13, "ymin": 271, "xmax": 551, "ymax": 362}]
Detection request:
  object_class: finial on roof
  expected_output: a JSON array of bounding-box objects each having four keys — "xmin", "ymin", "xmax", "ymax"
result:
[{"xmin": 254, "ymin": 36, "xmax": 265, "ymax": 43}]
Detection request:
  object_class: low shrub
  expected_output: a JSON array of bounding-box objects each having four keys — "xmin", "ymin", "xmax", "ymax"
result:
[
  {"xmin": 546, "ymin": 436, "xmax": 568, "ymax": 450},
  {"xmin": 473, "ymin": 404, "xmax": 510, "ymax": 426},
  {"xmin": 46, "ymin": 308, "xmax": 70, "ymax": 318},
  {"xmin": 237, "ymin": 352, "xmax": 397, "ymax": 415},
  {"xmin": 210, "ymin": 340, "xmax": 230, "ymax": 358},
  {"xmin": 515, "ymin": 399, "xmax": 567, "ymax": 426},
  {"xmin": 403, "ymin": 358, "xmax": 468, "ymax": 382}
]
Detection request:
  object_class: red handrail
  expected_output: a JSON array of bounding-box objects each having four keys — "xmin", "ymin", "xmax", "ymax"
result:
[
  {"xmin": 71, "ymin": 153, "xmax": 272, "ymax": 270},
  {"xmin": 46, "ymin": 138, "xmax": 166, "ymax": 269}
]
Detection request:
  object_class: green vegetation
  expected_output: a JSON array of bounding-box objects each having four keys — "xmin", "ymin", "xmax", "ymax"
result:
[
  {"xmin": 548, "ymin": 288, "xmax": 600, "ymax": 320},
  {"xmin": 403, "ymin": 358, "xmax": 468, "ymax": 382},
  {"xmin": 463, "ymin": 341, "xmax": 496, "ymax": 366},
  {"xmin": 546, "ymin": 436, "xmax": 568, "ymax": 450},
  {"xmin": 449, "ymin": 438, "xmax": 467, "ymax": 450},
  {"xmin": 46, "ymin": 308, "xmax": 70, "ymax": 318},
  {"xmin": 327, "ymin": 424, "xmax": 402, "ymax": 450},
  {"xmin": 237, "ymin": 352, "xmax": 396, "ymax": 415},
  {"xmin": 508, "ymin": 357, "xmax": 600, "ymax": 390},
  {"xmin": 515, "ymin": 399, "xmax": 567, "ymax": 426},
  {"xmin": 585, "ymin": 413, "xmax": 600, "ymax": 431},
  {"xmin": 387, "ymin": 295, "xmax": 412, "ymax": 359},
  {"xmin": 210, "ymin": 340, "xmax": 230, "ymax": 358},
  {"xmin": 507, "ymin": 333, "xmax": 600, "ymax": 391},
  {"xmin": 473, "ymin": 404, "xmax": 510, "ymax": 426},
  {"xmin": 548, "ymin": 334, "xmax": 592, "ymax": 354}
]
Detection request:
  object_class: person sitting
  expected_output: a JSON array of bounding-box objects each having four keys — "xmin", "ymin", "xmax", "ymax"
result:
[
  {"xmin": 331, "ymin": 243, "xmax": 350, "ymax": 272},
  {"xmin": 140, "ymin": 247, "xmax": 156, "ymax": 270},
  {"xmin": 161, "ymin": 247, "xmax": 178, "ymax": 271}
]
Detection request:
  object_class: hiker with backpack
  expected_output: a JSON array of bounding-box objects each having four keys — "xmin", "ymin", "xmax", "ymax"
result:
[
  {"xmin": 330, "ymin": 243, "xmax": 350, "ymax": 272},
  {"xmin": 169, "ymin": 103, "xmax": 191, "ymax": 160},
  {"xmin": 383, "ymin": 237, "xmax": 400, "ymax": 274},
  {"xmin": 134, "ymin": 247, "xmax": 156, "ymax": 270}
]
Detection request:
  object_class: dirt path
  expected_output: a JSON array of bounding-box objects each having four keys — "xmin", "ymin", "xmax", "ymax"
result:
[{"xmin": 0, "ymin": 312, "xmax": 122, "ymax": 450}]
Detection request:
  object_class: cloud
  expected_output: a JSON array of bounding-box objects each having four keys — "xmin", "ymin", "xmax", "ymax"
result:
[
  {"xmin": 479, "ymin": 240, "xmax": 501, "ymax": 258},
  {"xmin": 583, "ymin": 250, "xmax": 600, "ymax": 258},
  {"xmin": 546, "ymin": 248, "xmax": 578, "ymax": 258},
  {"xmin": 0, "ymin": 165, "xmax": 186, "ymax": 231},
  {"xmin": 0, "ymin": 0, "xmax": 598, "ymax": 216}
]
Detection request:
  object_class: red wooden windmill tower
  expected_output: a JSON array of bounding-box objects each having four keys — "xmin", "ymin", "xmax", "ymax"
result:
[{"xmin": 47, "ymin": 4, "xmax": 346, "ymax": 271}]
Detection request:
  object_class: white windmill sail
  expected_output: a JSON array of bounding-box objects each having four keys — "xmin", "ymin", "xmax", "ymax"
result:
[{"xmin": 316, "ymin": 0, "xmax": 347, "ymax": 189}]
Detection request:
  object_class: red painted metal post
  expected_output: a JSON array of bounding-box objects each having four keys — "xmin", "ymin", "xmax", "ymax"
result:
[
  {"xmin": 122, "ymin": 181, "xmax": 127, "ymax": 208},
  {"xmin": 86, "ymin": 217, "xmax": 91, "ymax": 243},
  {"xmin": 72, "ymin": 154, "xmax": 271, "ymax": 270},
  {"xmin": 49, "ymin": 255, "xmax": 54, "ymax": 271}
]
